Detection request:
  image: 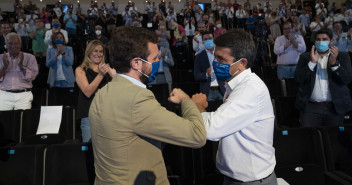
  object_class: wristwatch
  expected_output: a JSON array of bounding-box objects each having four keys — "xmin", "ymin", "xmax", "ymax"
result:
[
  {"xmin": 330, "ymin": 61, "xmax": 339, "ymax": 67},
  {"xmin": 20, "ymin": 66, "xmax": 26, "ymax": 71}
]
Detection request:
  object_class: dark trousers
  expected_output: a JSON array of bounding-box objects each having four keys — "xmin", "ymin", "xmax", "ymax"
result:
[{"xmin": 300, "ymin": 102, "xmax": 345, "ymax": 127}]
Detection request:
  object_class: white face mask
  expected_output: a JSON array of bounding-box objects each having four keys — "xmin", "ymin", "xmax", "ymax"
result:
[
  {"xmin": 95, "ymin": 30, "xmax": 102, "ymax": 35},
  {"xmin": 19, "ymin": 19, "xmax": 24, "ymax": 22},
  {"xmin": 217, "ymin": 24, "xmax": 222, "ymax": 28}
]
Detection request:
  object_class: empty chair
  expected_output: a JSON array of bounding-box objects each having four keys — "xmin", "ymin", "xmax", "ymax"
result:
[
  {"xmin": 48, "ymin": 87, "xmax": 79, "ymax": 107},
  {"xmin": 284, "ymin": 78, "xmax": 299, "ymax": 97},
  {"xmin": 147, "ymin": 83, "xmax": 170, "ymax": 106},
  {"xmin": 31, "ymin": 88, "xmax": 48, "ymax": 109},
  {"xmin": 21, "ymin": 106, "xmax": 75, "ymax": 144},
  {"xmin": 275, "ymin": 96, "xmax": 300, "ymax": 128},
  {"xmin": 319, "ymin": 125, "xmax": 352, "ymax": 183},
  {"xmin": 193, "ymin": 141, "xmax": 222, "ymax": 185},
  {"xmin": 0, "ymin": 110, "xmax": 21, "ymax": 146},
  {"xmin": 32, "ymin": 74, "xmax": 49, "ymax": 88},
  {"xmin": 263, "ymin": 79, "xmax": 284, "ymax": 99},
  {"xmin": 274, "ymin": 127, "xmax": 350, "ymax": 185},
  {"xmin": 262, "ymin": 66, "xmax": 278, "ymax": 80},
  {"xmin": 0, "ymin": 144, "xmax": 46, "ymax": 185},
  {"xmin": 44, "ymin": 143, "xmax": 95, "ymax": 185},
  {"xmin": 163, "ymin": 144, "xmax": 194, "ymax": 185}
]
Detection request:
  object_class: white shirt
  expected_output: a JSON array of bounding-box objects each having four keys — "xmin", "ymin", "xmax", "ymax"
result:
[
  {"xmin": 310, "ymin": 21, "xmax": 324, "ymax": 32},
  {"xmin": 236, "ymin": 9, "xmax": 246, "ymax": 18},
  {"xmin": 205, "ymin": 48, "xmax": 218, "ymax": 87},
  {"xmin": 201, "ymin": 69, "xmax": 276, "ymax": 182},
  {"xmin": 118, "ymin": 73, "xmax": 146, "ymax": 88},
  {"xmin": 309, "ymin": 53, "xmax": 339, "ymax": 102}
]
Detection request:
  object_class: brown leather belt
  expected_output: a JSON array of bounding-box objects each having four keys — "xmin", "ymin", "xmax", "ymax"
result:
[{"xmin": 309, "ymin": 101, "xmax": 332, "ymax": 106}]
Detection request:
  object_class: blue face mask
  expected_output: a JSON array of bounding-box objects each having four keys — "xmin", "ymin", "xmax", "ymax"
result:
[
  {"xmin": 55, "ymin": 39, "xmax": 64, "ymax": 45},
  {"xmin": 204, "ymin": 39, "xmax": 214, "ymax": 49},
  {"xmin": 53, "ymin": 23, "xmax": 60, "ymax": 28},
  {"xmin": 315, "ymin": 41, "xmax": 330, "ymax": 52},
  {"xmin": 213, "ymin": 58, "xmax": 242, "ymax": 81},
  {"xmin": 138, "ymin": 58, "xmax": 160, "ymax": 83}
]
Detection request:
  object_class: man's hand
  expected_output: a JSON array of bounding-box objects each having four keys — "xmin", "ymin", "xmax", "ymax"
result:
[
  {"xmin": 206, "ymin": 66, "xmax": 212, "ymax": 77},
  {"xmin": 168, "ymin": 88, "xmax": 191, "ymax": 104},
  {"xmin": 192, "ymin": 93, "xmax": 208, "ymax": 112},
  {"xmin": 3, "ymin": 52, "xmax": 9, "ymax": 68},
  {"xmin": 18, "ymin": 52, "xmax": 24, "ymax": 67},
  {"xmin": 329, "ymin": 46, "xmax": 339, "ymax": 66},
  {"xmin": 310, "ymin": 45, "xmax": 318, "ymax": 63},
  {"xmin": 284, "ymin": 38, "xmax": 291, "ymax": 49},
  {"xmin": 159, "ymin": 49, "xmax": 166, "ymax": 58}
]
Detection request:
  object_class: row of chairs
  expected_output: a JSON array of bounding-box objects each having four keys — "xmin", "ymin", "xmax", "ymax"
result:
[
  {"xmin": 0, "ymin": 143, "xmax": 94, "ymax": 185},
  {"xmin": 192, "ymin": 126, "xmax": 352, "ymax": 185},
  {"xmin": 0, "ymin": 106, "xmax": 77, "ymax": 147},
  {"xmin": 2, "ymin": 126, "xmax": 351, "ymax": 185}
]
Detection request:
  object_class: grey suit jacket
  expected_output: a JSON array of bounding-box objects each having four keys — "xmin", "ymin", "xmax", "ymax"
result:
[{"xmin": 89, "ymin": 75, "xmax": 206, "ymax": 185}]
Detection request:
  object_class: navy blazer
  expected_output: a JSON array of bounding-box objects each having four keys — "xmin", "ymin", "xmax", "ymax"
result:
[
  {"xmin": 194, "ymin": 49, "xmax": 226, "ymax": 96},
  {"xmin": 294, "ymin": 51, "xmax": 352, "ymax": 115}
]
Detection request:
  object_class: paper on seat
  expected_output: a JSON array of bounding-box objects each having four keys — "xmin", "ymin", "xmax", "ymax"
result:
[{"xmin": 36, "ymin": 106, "xmax": 63, "ymax": 135}]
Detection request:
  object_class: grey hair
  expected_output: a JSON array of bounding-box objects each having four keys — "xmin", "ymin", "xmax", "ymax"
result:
[{"xmin": 5, "ymin": 32, "xmax": 22, "ymax": 45}]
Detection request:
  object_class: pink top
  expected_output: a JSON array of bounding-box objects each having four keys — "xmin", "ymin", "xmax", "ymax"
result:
[
  {"xmin": 215, "ymin": 28, "xmax": 226, "ymax": 37},
  {"xmin": 40, "ymin": 12, "xmax": 50, "ymax": 23},
  {"xmin": 0, "ymin": 52, "xmax": 38, "ymax": 90}
]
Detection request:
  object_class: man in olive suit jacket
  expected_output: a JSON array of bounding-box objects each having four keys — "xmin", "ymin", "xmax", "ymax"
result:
[{"xmin": 89, "ymin": 26, "xmax": 207, "ymax": 185}]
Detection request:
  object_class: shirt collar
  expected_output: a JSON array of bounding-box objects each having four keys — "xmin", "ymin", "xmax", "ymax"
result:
[
  {"xmin": 225, "ymin": 68, "xmax": 252, "ymax": 91},
  {"xmin": 117, "ymin": 73, "xmax": 146, "ymax": 88}
]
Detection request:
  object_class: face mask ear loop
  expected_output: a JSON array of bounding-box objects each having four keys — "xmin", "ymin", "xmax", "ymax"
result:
[
  {"xmin": 132, "ymin": 58, "xmax": 150, "ymax": 78},
  {"xmin": 230, "ymin": 58, "xmax": 243, "ymax": 77}
]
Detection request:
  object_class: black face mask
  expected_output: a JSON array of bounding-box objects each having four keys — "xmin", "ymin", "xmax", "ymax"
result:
[{"xmin": 203, "ymin": 20, "xmax": 209, "ymax": 25}]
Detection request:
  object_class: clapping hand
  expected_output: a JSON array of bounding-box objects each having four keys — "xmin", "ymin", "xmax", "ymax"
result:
[
  {"xmin": 310, "ymin": 45, "xmax": 318, "ymax": 63},
  {"xmin": 98, "ymin": 63, "xmax": 110, "ymax": 76},
  {"xmin": 2, "ymin": 51, "xmax": 9, "ymax": 69},
  {"xmin": 328, "ymin": 46, "xmax": 339, "ymax": 66}
]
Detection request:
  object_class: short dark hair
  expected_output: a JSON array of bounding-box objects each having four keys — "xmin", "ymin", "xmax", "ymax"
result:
[
  {"xmin": 108, "ymin": 26, "xmax": 157, "ymax": 73},
  {"xmin": 315, "ymin": 28, "xmax": 333, "ymax": 40},
  {"xmin": 0, "ymin": 21, "xmax": 10, "ymax": 27},
  {"xmin": 214, "ymin": 29, "xmax": 256, "ymax": 69},
  {"xmin": 201, "ymin": 31, "xmax": 214, "ymax": 40}
]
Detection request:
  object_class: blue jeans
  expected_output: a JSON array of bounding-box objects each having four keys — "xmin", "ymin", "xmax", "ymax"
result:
[
  {"xmin": 207, "ymin": 88, "xmax": 223, "ymax": 102},
  {"xmin": 80, "ymin": 117, "xmax": 91, "ymax": 142},
  {"xmin": 53, "ymin": 80, "xmax": 74, "ymax": 87},
  {"xmin": 277, "ymin": 65, "xmax": 296, "ymax": 80}
]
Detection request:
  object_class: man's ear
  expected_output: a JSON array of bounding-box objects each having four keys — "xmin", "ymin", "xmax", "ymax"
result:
[{"xmin": 130, "ymin": 58, "xmax": 141, "ymax": 69}]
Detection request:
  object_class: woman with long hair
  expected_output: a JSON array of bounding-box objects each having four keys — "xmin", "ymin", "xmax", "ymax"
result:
[{"xmin": 75, "ymin": 40, "xmax": 116, "ymax": 142}]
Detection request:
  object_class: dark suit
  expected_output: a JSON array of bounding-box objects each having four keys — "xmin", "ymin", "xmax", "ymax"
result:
[
  {"xmin": 295, "ymin": 52, "xmax": 352, "ymax": 126},
  {"xmin": 194, "ymin": 49, "xmax": 226, "ymax": 96},
  {"xmin": 0, "ymin": 35, "xmax": 6, "ymax": 54}
]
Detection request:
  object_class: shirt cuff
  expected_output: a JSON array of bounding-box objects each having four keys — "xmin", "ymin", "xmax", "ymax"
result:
[
  {"xmin": 308, "ymin": 61, "xmax": 317, "ymax": 71},
  {"xmin": 330, "ymin": 65, "xmax": 339, "ymax": 71}
]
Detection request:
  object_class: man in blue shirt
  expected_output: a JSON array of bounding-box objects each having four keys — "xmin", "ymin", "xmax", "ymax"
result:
[
  {"xmin": 332, "ymin": 21, "xmax": 352, "ymax": 52},
  {"xmin": 63, "ymin": 8, "xmax": 77, "ymax": 36},
  {"xmin": 299, "ymin": 9, "xmax": 310, "ymax": 28}
]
